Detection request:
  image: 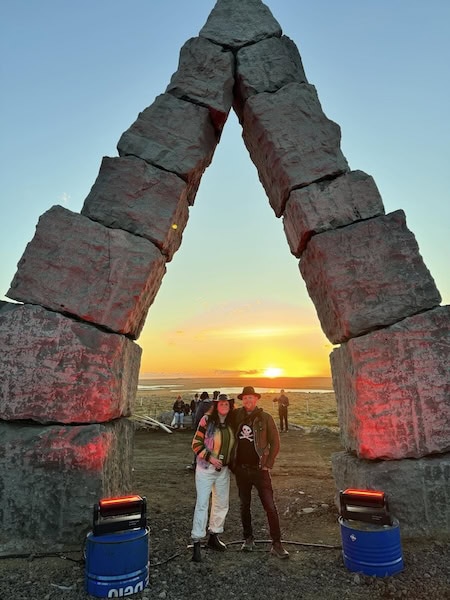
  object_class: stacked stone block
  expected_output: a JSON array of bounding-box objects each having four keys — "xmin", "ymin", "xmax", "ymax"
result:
[{"xmin": 1, "ymin": 4, "xmax": 236, "ymax": 554}]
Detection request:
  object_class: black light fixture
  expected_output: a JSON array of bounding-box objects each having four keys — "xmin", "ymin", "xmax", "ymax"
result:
[
  {"xmin": 339, "ymin": 488, "xmax": 392, "ymax": 526},
  {"xmin": 92, "ymin": 494, "xmax": 147, "ymax": 536}
]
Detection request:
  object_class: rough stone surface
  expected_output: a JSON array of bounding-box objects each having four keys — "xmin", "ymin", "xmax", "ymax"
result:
[
  {"xmin": 242, "ymin": 82, "xmax": 349, "ymax": 216},
  {"xmin": 117, "ymin": 93, "xmax": 218, "ymax": 205},
  {"xmin": 7, "ymin": 205, "xmax": 167, "ymax": 339},
  {"xmin": 166, "ymin": 36, "xmax": 234, "ymax": 131},
  {"xmin": 199, "ymin": 0, "xmax": 281, "ymax": 49},
  {"xmin": 300, "ymin": 210, "xmax": 441, "ymax": 344},
  {"xmin": 332, "ymin": 450, "xmax": 450, "ymax": 539},
  {"xmin": 234, "ymin": 35, "xmax": 308, "ymax": 121},
  {"xmin": 0, "ymin": 419, "xmax": 134, "ymax": 556},
  {"xmin": 330, "ymin": 306, "xmax": 450, "ymax": 460},
  {"xmin": 283, "ymin": 170, "xmax": 385, "ymax": 257},
  {"xmin": 81, "ymin": 156, "xmax": 189, "ymax": 261},
  {"xmin": 0, "ymin": 302, "xmax": 142, "ymax": 424}
]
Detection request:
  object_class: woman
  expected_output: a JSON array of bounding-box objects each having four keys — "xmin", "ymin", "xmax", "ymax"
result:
[
  {"xmin": 172, "ymin": 395, "xmax": 185, "ymax": 429},
  {"xmin": 190, "ymin": 393, "xmax": 235, "ymax": 562}
]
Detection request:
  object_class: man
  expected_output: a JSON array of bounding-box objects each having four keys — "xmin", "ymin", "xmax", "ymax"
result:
[
  {"xmin": 232, "ymin": 385, "xmax": 289, "ymax": 559},
  {"xmin": 273, "ymin": 389, "xmax": 290, "ymax": 432}
]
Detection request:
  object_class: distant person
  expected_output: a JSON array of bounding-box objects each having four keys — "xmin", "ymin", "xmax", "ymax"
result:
[
  {"xmin": 190, "ymin": 393, "xmax": 235, "ymax": 562},
  {"xmin": 273, "ymin": 389, "xmax": 290, "ymax": 432},
  {"xmin": 172, "ymin": 395, "xmax": 185, "ymax": 429},
  {"xmin": 194, "ymin": 391, "xmax": 213, "ymax": 427},
  {"xmin": 231, "ymin": 385, "xmax": 289, "ymax": 559},
  {"xmin": 190, "ymin": 393, "xmax": 199, "ymax": 421}
]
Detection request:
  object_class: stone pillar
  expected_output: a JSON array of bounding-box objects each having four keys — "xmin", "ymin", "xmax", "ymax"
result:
[
  {"xmin": 0, "ymin": 419, "xmax": 134, "ymax": 556},
  {"xmin": 228, "ymin": 0, "xmax": 449, "ymax": 538}
]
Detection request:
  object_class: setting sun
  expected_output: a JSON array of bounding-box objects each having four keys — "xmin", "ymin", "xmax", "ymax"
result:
[{"xmin": 263, "ymin": 367, "xmax": 283, "ymax": 378}]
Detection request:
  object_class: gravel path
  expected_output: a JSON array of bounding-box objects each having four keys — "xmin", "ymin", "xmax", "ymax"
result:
[{"xmin": 0, "ymin": 531, "xmax": 449, "ymax": 599}]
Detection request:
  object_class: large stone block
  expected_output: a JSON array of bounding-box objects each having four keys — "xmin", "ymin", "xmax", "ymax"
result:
[
  {"xmin": 330, "ymin": 306, "xmax": 450, "ymax": 460},
  {"xmin": 81, "ymin": 156, "xmax": 189, "ymax": 261},
  {"xmin": 199, "ymin": 0, "xmax": 281, "ymax": 49},
  {"xmin": 7, "ymin": 205, "xmax": 166, "ymax": 338},
  {"xmin": 166, "ymin": 36, "xmax": 234, "ymax": 131},
  {"xmin": 283, "ymin": 170, "xmax": 385, "ymax": 257},
  {"xmin": 242, "ymin": 82, "xmax": 349, "ymax": 216},
  {"xmin": 117, "ymin": 93, "xmax": 218, "ymax": 205},
  {"xmin": 332, "ymin": 450, "xmax": 450, "ymax": 539},
  {"xmin": 300, "ymin": 210, "xmax": 441, "ymax": 344},
  {"xmin": 0, "ymin": 419, "xmax": 134, "ymax": 555},
  {"xmin": 234, "ymin": 35, "xmax": 307, "ymax": 121},
  {"xmin": 0, "ymin": 302, "xmax": 142, "ymax": 424}
]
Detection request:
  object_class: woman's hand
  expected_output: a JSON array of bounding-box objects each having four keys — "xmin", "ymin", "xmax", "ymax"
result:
[{"xmin": 209, "ymin": 457, "xmax": 223, "ymax": 469}]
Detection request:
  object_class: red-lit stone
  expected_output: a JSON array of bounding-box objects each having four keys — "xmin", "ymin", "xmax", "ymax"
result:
[
  {"xmin": 0, "ymin": 303, "xmax": 141, "ymax": 424},
  {"xmin": 301, "ymin": 210, "xmax": 441, "ymax": 344},
  {"xmin": 331, "ymin": 306, "xmax": 450, "ymax": 459},
  {"xmin": 0, "ymin": 419, "xmax": 134, "ymax": 555},
  {"xmin": 7, "ymin": 206, "xmax": 166, "ymax": 338}
]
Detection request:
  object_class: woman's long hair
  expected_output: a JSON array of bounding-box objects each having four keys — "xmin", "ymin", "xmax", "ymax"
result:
[{"xmin": 208, "ymin": 401, "xmax": 233, "ymax": 428}]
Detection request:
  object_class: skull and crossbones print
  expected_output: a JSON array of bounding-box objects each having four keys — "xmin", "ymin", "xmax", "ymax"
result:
[{"xmin": 239, "ymin": 424, "xmax": 254, "ymax": 442}]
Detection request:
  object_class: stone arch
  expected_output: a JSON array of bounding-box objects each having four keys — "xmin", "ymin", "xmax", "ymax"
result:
[{"xmin": 0, "ymin": 0, "xmax": 449, "ymax": 554}]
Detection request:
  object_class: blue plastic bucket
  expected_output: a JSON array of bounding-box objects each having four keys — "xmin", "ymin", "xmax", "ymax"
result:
[
  {"xmin": 339, "ymin": 517, "xmax": 403, "ymax": 577},
  {"xmin": 85, "ymin": 527, "xmax": 149, "ymax": 597}
]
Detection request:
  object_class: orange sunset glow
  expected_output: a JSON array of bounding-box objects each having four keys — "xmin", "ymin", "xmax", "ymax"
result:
[{"xmin": 139, "ymin": 305, "xmax": 334, "ymax": 378}]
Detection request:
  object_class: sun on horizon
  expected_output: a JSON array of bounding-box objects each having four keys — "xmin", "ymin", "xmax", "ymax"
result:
[{"xmin": 262, "ymin": 367, "xmax": 283, "ymax": 378}]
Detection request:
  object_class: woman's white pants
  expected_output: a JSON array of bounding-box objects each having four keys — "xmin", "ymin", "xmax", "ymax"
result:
[{"xmin": 191, "ymin": 464, "xmax": 230, "ymax": 541}]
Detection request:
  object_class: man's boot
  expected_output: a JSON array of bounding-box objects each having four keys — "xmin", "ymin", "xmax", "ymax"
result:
[
  {"xmin": 271, "ymin": 541, "xmax": 289, "ymax": 559},
  {"xmin": 206, "ymin": 532, "xmax": 227, "ymax": 551},
  {"xmin": 191, "ymin": 541, "xmax": 202, "ymax": 562}
]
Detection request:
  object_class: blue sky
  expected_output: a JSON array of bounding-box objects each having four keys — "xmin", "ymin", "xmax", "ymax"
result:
[{"xmin": 1, "ymin": 1, "xmax": 449, "ymax": 377}]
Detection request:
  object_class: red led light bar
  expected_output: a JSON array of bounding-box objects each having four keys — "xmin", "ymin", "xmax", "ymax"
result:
[
  {"xmin": 342, "ymin": 489, "xmax": 385, "ymax": 502},
  {"xmin": 93, "ymin": 494, "xmax": 147, "ymax": 535},
  {"xmin": 99, "ymin": 495, "xmax": 143, "ymax": 516}
]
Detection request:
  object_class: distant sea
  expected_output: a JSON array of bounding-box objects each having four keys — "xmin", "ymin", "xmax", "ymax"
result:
[{"xmin": 138, "ymin": 376, "xmax": 334, "ymax": 395}]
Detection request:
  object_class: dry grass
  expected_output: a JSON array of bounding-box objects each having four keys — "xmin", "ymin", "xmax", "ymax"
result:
[{"xmin": 133, "ymin": 388, "xmax": 338, "ymax": 429}]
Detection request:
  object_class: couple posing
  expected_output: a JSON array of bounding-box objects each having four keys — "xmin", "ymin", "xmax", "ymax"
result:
[{"xmin": 190, "ymin": 385, "xmax": 289, "ymax": 562}]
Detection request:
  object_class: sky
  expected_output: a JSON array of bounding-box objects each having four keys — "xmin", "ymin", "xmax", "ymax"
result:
[{"xmin": 1, "ymin": 1, "xmax": 449, "ymax": 379}]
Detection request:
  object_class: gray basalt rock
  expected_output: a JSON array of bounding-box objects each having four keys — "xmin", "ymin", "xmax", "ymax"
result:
[
  {"xmin": 300, "ymin": 210, "xmax": 441, "ymax": 344},
  {"xmin": 199, "ymin": 0, "xmax": 281, "ymax": 49},
  {"xmin": 332, "ymin": 450, "xmax": 450, "ymax": 539},
  {"xmin": 331, "ymin": 306, "xmax": 450, "ymax": 460},
  {"xmin": 117, "ymin": 93, "xmax": 218, "ymax": 205},
  {"xmin": 283, "ymin": 170, "xmax": 385, "ymax": 256},
  {"xmin": 166, "ymin": 36, "xmax": 234, "ymax": 131},
  {"xmin": 0, "ymin": 419, "xmax": 134, "ymax": 555},
  {"xmin": 234, "ymin": 35, "xmax": 308, "ymax": 121},
  {"xmin": 81, "ymin": 156, "xmax": 189, "ymax": 262},
  {"xmin": 0, "ymin": 302, "xmax": 141, "ymax": 424},
  {"xmin": 7, "ymin": 205, "xmax": 166, "ymax": 339},
  {"xmin": 242, "ymin": 82, "xmax": 349, "ymax": 216}
]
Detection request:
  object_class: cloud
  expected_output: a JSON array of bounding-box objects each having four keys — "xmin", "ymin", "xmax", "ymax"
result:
[{"xmin": 213, "ymin": 369, "xmax": 260, "ymax": 376}]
